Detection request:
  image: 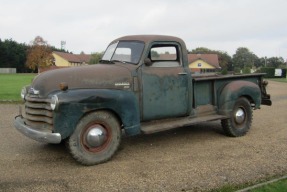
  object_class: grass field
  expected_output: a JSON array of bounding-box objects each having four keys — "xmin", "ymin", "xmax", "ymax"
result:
[
  {"xmin": 0, "ymin": 74, "xmax": 36, "ymax": 101},
  {"xmin": 250, "ymin": 178, "xmax": 287, "ymax": 192},
  {"xmin": 268, "ymin": 78, "xmax": 287, "ymax": 83},
  {"xmin": 211, "ymin": 176, "xmax": 287, "ymax": 192}
]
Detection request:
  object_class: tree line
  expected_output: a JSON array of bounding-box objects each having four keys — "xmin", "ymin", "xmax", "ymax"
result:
[
  {"xmin": 0, "ymin": 36, "xmax": 69, "ymax": 73},
  {"xmin": 0, "ymin": 38, "xmax": 28, "ymax": 72},
  {"xmin": 0, "ymin": 36, "xmax": 286, "ymax": 73},
  {"xmin": 189, "ymin": 47, "xmax": 286, "ymax": 73}
]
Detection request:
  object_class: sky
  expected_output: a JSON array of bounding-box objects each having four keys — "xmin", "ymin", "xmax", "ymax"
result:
[{"xmin": 1, "ymin": 0, "xmax": 287, "ymax": 60}]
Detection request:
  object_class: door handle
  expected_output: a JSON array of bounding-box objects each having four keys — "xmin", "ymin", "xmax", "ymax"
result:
[{"xmin": 178, "ymin": 72, "xmax": 187, "ymax": 75}]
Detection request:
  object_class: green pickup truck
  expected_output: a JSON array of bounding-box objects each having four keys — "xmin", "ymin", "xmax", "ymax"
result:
[{"xmin": 15, "ymin": 35, "xmax": 271, "ymax": 165}]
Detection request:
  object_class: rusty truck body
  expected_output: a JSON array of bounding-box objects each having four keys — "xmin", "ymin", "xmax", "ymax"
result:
[{"xmin": 15, "ymin": 35, "xmax": 271, "ymax": 165}]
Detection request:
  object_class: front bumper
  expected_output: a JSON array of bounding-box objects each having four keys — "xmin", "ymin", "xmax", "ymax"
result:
[{"xmin": 14, "ymin": 116, "xmax": 61, "ymax": 144}]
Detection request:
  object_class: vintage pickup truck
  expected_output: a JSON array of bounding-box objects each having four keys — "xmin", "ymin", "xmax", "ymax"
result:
[{"xmin": 15, "ymin": 35, "xmax": 271, "ymax": 165}]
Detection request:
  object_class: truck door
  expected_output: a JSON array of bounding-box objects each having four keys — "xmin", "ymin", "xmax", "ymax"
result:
[{"xmin": 140, "ymin": 44, "xmax": 189, "ymax": 121}]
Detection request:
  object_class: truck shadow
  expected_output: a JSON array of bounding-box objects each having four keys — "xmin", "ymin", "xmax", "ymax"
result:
[{"xmin": 120, "ymin": 120, "xmax": 225, "ymax": 150}]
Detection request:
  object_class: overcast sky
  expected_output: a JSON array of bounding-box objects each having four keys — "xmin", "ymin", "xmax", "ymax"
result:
[{"xmin": 1, "ymin": 0, "xmax": 287, "ymax": 60}]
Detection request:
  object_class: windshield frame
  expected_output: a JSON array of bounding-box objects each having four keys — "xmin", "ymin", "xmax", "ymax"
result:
[{"xmin": 101, "ymin": 40, "xmax": 145, "ymax": 65}]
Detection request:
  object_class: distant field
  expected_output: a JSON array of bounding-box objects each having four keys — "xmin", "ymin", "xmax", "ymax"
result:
[
  {"xmin": 0, "ymin": 74, "xmax": 36, "ymax": 101},
  {"xmin": 268, "ymin": 78, "xmax": 287, "ymax": 83}
]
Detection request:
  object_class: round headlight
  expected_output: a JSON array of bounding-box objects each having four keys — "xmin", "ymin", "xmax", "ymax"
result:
[
  {"xmin": 21, "ymin": 87, "xmax": 27, "ymax": 100},
  {"xmin": 50, "ymin": 95, "xmax": 59, "ymax": 110}
]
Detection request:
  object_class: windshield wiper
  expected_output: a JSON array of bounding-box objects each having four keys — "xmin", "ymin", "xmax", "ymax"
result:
[
  {"xmin": 111, "ymin": 60, "xmax": 135, "ymax": 64},
  {"xmin": 99, "ymin": 60, "xmax": 115, "ymax": 64},
  {"xmin": 110, "ymin": 60, "xmax": 126, "ymax": 64}
]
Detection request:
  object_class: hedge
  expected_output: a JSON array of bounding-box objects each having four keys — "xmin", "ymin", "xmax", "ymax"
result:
[
  {"xmin": 259, "ymin": 67, "xmax": 286, "ymax": 78},
  {"xmin": 282, "ymin": 68, "xmax": 287, "ymax": 78},
  {"xmin": 260, "ymin": 67, "xmax": 275, "ymax": 78}
]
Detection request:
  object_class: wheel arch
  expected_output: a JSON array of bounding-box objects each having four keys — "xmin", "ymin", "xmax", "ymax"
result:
[
  {"xmin": 218, "ymin": 80, "xmax": 261, "ymax": 117},
  {"xmin": 79, "ymin": 108, "xmax": 122, "ymax": 127},
  {"xmin": 240, "ymin": 94, "xmax": 255, "ymax": 107}
]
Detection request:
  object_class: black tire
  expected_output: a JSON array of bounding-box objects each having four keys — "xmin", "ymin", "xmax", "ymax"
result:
[
  {"xmin": 221, "ymin": 97, "xmax": 253, "ymax": 137},
  {"xmin": 67, "ymin": 110, "xmax": 121, "ymax": 165}
]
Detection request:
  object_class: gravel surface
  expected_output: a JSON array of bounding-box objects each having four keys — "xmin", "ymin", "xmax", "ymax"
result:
[{"xmin": 0, "ymin": 80, "xmax": 286, "ymax": 192}]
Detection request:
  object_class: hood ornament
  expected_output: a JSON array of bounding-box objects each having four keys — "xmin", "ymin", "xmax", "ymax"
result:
[{"xmin": 28, "ymin": 87, "xmax": 40, "ymax": 95}]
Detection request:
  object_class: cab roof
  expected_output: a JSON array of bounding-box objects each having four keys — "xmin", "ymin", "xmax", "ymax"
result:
[{"xmin": 111, "ymin": 35, "xmax": 187, "ymax": 48}]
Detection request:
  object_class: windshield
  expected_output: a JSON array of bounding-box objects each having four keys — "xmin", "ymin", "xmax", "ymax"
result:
[{"xmin": 101, "ymin": 41, "xmax": 145, "ymax": 64}]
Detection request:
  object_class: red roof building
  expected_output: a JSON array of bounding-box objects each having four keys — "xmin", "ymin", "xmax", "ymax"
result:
[
  {"xmin": 188, "ymin": 54, "xmax": 220, "ymax": 73},
  {"xmin": 52, "ymin": 51, "xmax": 91, "ymax": 67}
]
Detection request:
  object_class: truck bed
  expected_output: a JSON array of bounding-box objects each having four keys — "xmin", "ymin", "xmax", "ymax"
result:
[
  {"xmin": 192, "ymin": 73, "xmax": 266, "ymax": 109},
  {"xmin": 192, "ymin": 73, "xmax": 266, "ymax": 81}
]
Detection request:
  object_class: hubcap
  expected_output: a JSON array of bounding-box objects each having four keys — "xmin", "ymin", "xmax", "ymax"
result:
[
  {"xmin": 234, "ymin": 108, "xmax": 245, "ymax": 124},
  {"xmin": 85, "ymin": 125, "xmax": 108, "ymax": 148}
]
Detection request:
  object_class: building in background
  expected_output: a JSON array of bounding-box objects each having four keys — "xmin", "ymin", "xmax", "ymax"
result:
[
  {"xmin": 188, "ymin": 54, "xmax": 220, "ymax": 74},
  {"xmin": 53, "ymin": 51, "xmax": 91, "ymax": 67},
  {"xmin": 39, "ymin": 52, "xmax": 91, "ymax": 73}
]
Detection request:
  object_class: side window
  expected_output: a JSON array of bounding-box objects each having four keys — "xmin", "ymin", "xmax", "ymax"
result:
[{"xmin": 150, "ymin": 45, "xmax": 180, "ymax": 67}]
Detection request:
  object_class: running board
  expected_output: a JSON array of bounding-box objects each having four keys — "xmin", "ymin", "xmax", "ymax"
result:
[{"xmin": 141, "ymin": 114, "xmax": 227, "ymax": 134}]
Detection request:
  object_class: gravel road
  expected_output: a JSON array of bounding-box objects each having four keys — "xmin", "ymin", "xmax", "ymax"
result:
[{"xmin": 0, "ymin": 80, "xmax": 286, "ymax": 192}]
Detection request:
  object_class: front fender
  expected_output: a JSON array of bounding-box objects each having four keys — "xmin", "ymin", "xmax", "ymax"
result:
[
  {"xmin": 52, "ymin": 89, "xmax": 140, "ymax": 139},
  {"xmin": 218, "ymin": 81, "xmax": 261, "ymax": 116}
]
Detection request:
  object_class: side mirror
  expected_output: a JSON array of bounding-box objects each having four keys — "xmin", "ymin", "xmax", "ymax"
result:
[{"xmin": 144, "ymin": 58, "xmax": 152, "ymax": 66}]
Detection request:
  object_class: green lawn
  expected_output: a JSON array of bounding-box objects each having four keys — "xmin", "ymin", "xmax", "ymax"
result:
[
  {"xmin": 250, "ymin": 178, "xmax": 287, "ymax": 192},
  {"xmin": 210, "ymin": 176, "xmax": 287, "ymax": 192},
  {"xmin": 0, "ymin": 74, "xmax": 36, "ymax": 101}
]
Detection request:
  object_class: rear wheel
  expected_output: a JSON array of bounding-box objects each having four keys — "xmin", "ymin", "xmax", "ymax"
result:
[
  {"xmin": 67, "ymin": 111, "xmax": 121, "ymax": 165},
  {"xmin": 221, "ymin": 97, "xmax": 253, "ymax": 137}
]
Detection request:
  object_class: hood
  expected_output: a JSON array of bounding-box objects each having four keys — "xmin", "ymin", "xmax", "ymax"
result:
[{"xmin": 31, "ymin": 64, "xmax": 132, "ymax": 97}]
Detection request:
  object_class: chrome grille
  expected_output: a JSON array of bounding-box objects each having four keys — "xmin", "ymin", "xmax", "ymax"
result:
[{"xmin": 24, "ymin": 95, "xmax": 53, "ymax": 130}]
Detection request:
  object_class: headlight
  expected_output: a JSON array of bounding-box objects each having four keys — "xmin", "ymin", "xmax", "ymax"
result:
[
  {"xmin": 50, "ymin": 95, "xmax": 59, "ymax": 110},
  {"xmin": 21, "ymin": 86, "xmax": 27, "ymax": 100}
]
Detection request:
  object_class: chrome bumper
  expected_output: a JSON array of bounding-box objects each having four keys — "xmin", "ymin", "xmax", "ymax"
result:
[{"xmin": 14, "ymin": 116, "xmax": 61, "ymax": 144}]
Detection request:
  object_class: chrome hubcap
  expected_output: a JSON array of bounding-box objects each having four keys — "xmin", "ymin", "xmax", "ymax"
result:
[
  {"xmin": 234, "ymin": 108, "xmax": 245, "ymax": 124},
  {"xmin": 86, "ymin": 125, "xmax": 107, "ymax": 148}
]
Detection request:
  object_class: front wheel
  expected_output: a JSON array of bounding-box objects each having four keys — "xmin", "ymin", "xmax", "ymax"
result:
[
  {"xmin": 67, "ymin": 111, "xmax": 121, "ymax": 165},
  {"xmin": 221, "ymin": 97, "xmax": 253, "ymax": 137}
]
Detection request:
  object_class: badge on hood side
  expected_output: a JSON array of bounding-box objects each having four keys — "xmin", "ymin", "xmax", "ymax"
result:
[{"xmin": 115, "ymin": 82, "xmax": 130, "ymax": 89}]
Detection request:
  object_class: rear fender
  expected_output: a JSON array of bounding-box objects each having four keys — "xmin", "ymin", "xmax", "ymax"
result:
[{"xmin": 218, "ymin": 81, "xmax": 261, "ymax": 116}]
